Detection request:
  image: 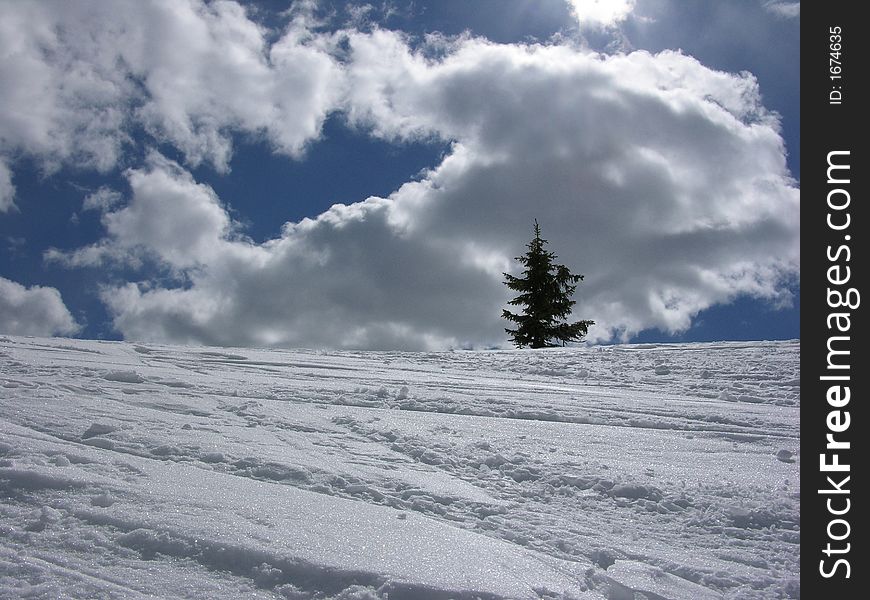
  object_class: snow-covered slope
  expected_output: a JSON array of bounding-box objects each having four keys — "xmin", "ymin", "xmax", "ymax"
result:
[{"xmin": 0, "ymin": 336, "xmax": 799, "ymax": 599}]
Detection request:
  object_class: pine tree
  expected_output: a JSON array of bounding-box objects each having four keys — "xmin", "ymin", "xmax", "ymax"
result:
[{"xmin": 502, "ymin": 220, "xmax": 594, "ymax": 348}]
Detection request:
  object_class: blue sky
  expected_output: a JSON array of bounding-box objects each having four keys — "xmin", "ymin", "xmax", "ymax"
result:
[{"xmin": 0, "ymin": 0, "xmax": 800, "ymax": 349}]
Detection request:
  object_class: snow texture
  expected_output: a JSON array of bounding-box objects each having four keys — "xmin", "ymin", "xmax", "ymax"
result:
[{"xmin": 0, "ymin": 336, "xmax": 799, "ymax": 599}]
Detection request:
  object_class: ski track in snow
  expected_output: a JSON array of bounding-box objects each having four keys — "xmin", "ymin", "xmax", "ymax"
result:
[{"xmin": 0, "ymin": 336, "xmax": 799, "ymax": 599}]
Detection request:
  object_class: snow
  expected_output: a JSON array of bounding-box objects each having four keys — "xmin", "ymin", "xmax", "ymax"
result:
[{"xmin": 0, "ymin": 335, "xmax": 800, "ymax": 599}]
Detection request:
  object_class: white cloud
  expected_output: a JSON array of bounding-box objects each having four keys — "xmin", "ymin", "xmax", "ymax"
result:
[
  {"xmin": 763, "ymin": 1, "xmax": 800, "ymax": 18},
  {"xmin": 58, "ymin": 153, "xmax": 492, "ymax": 349},
  {"xmin": 82, "ymin": 187, "xmax": 122, "ymax": 212},
  {"xmin": 0, "ymin": 159, "xmax": 15, "ymax": 212},
  {"xmin": 126, "ymin": 0, "xmax": 344, "ymax": 171},
  {"xmin": 340, "ymin": 34, "xmax": 799, "ymax": 343},
  {"xmin": 53, "ymin": 31, "xmax": 799, "ymax": 349},
  {"xmin": 0, "ymin": 0, "xmax": 343, "ymax": 175},
  {"xmin": 48, "ymin": 152, "xmax": 254, "ymax": 272},
  {"xmin": 0, "ymin": 2, "xmax": 132, "ymax": 174},
  {"xmin": 567, "ymin": 0, "xmax": 636, "ymax": 29},
  {"xmin": 105, "ymin": 153, "xmax": 239, "ymax": 270},
  {"xmin": 0, "ymin": 277, "xmax": 80, "ymax": 337}
]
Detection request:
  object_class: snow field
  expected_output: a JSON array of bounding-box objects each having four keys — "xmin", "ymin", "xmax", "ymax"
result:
[{"xmin": 0, "ymin": 336, "xmax": 799, "ymax": 598}]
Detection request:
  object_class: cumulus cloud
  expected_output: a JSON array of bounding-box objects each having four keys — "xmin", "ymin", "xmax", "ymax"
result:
[
  {"xmin": 47, "ymin": 152, "xmax": 249, "ymax": 272},
  {"xmin": 0, "ymin": 277, "xmax": 80, "ymax": 337},
  {"xmin": 126, "ymin": 0, "xmax": 343, "ymax": 171},
  {"xmin": 340, "ymin": 33, "xmax": 799, "ymax": 343},
  {"xmin": 567, "ymin": 0, "xmax": 636, "ymax": 29},
  {"xmin": 51, "ymin": 29, "xmax": 799, "ymax": 349},
  {"xmin": 54, "ymin": 152, "xmax": 497, "ymax": 349},
  {"xmin": 0, "ymin": 0, "xmax": 343, "ymax": 175},
  {"xmin": 0, "ymin": 2, "xmax": 132, "ymax": 174}
]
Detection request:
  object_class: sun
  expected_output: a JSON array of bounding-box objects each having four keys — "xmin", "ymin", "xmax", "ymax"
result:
[{"xmin": 568, "ymin": 0, "xmax": 636, "ymax": 28}]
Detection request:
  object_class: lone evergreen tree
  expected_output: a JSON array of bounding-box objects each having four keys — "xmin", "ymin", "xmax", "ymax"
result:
[{"xmin": 503, "ymin": 220, "xmax": 594, "ymax": 348}]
